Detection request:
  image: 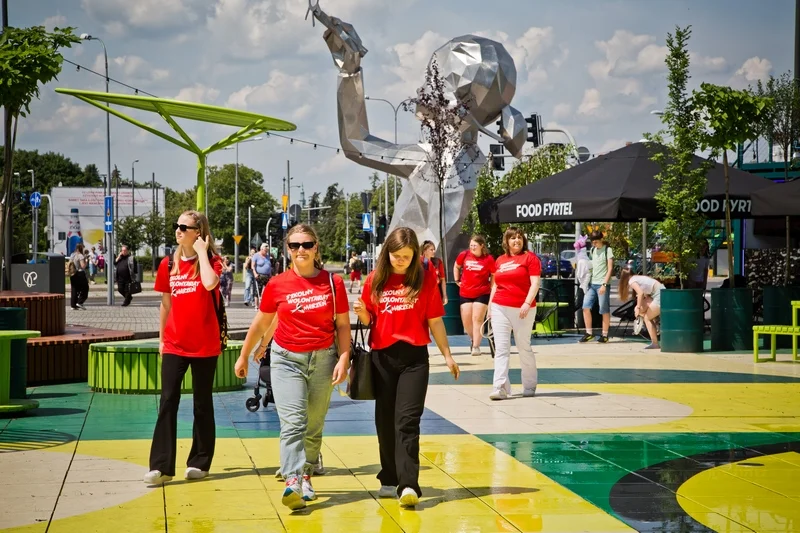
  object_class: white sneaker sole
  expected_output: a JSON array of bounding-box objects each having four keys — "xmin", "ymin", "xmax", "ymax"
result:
[
  {"xmin": 399, "ymin": 490, "xmax": 419, "ymax": 507},
  {"xmin": 143, "ymin": 472, "xmax": 172, "ymax": 485},
  {"xmin": 184, "ymin": 468, "xmax": 208, "ymax": 480},
  {"xmin": 282, "ymin": 488, "xmax": 307, "ymax": 510}
]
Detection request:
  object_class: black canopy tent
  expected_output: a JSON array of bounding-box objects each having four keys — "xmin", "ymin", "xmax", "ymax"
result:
[
  {"xmin": 479, "ymin": 142, "xmax": 775, "ymax": 225},
  {"xmin": 751, "ymin": 178, "xmax": 800, "ymax": 217}
]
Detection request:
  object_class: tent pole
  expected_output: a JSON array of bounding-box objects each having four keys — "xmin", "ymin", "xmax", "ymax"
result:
[{"xmin": 642, "ymin": 219, "xmax": 647, "ymax": 276}]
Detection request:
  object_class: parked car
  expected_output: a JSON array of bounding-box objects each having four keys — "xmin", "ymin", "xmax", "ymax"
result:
[
  {"xmin": 560, "ymin": 249, "xmax": 576, "ymax": 267},
  {"xmin": 537, "ymin": 254, "xmax": 573, "ymax": 278}
]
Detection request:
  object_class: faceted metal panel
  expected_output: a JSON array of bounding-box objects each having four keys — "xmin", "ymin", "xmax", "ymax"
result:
[{"xmin": 315, "ymin": 7, "xmax": 522, "ymax": 253}]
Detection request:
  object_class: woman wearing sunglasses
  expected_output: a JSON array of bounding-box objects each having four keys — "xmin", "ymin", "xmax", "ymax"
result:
[
  {"xmin": 353, "ymin": 227, "xmax": 460, "ymax": 508},
  {"xmin": 235, "ymin": 224, "xmax": 350, "ymax": 510},
  {"xmin": 144, "ymin": 211, "xmax": 223, "ymax": 485}
]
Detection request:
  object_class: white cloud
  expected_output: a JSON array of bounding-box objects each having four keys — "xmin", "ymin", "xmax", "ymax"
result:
[
  {"xmin": 735, "ymin": 57, "xmax": 772, "ymax": 81},
  {"xmin": 577, "ymin": 88, "xmax": 603, "ymax": 116},
  {"xmin": 383, "ymin": 30, "xmax": 446, "ymax": 101},
  {"xmin": 552, "ymin": 103, "xmax": 572, "ymax": 120},
  {"xmin": 29, "ymin": 102, "xmax": 102, "ymax": 133},
  {"xmin": 309, "ymin": 154, "xmax": 352, "ymax": 175},
  {"xmin": 81, "ymin": 0, "xmax": 202, "ymax": 35},
  {"xmin": 174, "ymin": 84, "xmax": 221, "ymax": 104},
  {"xmin": 42, "ymin": 15, "xmax": 67, "ymax": 31},
  {"xmin": 94, "ymin": 54, "xmax": 169, "ymax": 84},
  {"xmin": 225, "ymin": 71, "xmax": 317, "ymax": 111},
  {"xmin": 596, "ymin": 138, "xmax": 630, "ymax": 154},
  {"xmin": 292, "ymin": 104, "xmax": 313, "ymax": 121}
]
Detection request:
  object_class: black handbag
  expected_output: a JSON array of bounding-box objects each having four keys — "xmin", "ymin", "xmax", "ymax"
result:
[
  {"xmin": 127, "ymin": 281, "xmax": 143, "ymax": 295},
  {"xmin": 348, "ymin": 321, "xmax": 374, "ymax": 400}
]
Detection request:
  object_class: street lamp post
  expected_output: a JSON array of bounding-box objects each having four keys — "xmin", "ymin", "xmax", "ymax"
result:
[
  {"xmin": 28, "ymin": 169, "xmax": 36, "ymax": 257},
  {"xmin": 365, "ymin": 96, "xmax": 414, "ymax": 212},
  {"xmin": 131, "ymin": 159, "xmax": 139, "ymax": 218},
  {"xmin": 233, "ymin": 137, "xmax": 263, "ymax": 274},
  {"xmin": 80, "ymin": 33, "xmax": 114, "ymax": 304},
  {"xmin": 248, "ymin": 204, "xmax": 255, "ymax": 252}
]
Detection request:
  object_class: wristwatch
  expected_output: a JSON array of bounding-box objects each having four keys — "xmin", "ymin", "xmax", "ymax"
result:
[{"xmin": 602, "ymin": 283, "xmax": 609, "ymax": 287}]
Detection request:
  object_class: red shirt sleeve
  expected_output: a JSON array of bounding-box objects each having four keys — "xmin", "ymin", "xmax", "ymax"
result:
[
  {"xmin": 527, "ymin": 252, "xmax": 541, "ymax": 276},
  {"xmin": 456, "ymin": 251, "xmax": 466, "ymax": 267},
  {"xmin": 212, "ymin": 255, "xmax": 223, "ymax": 277},
  {"xmin": 154, "ymin": 257, "xmax": 170, "ymax": 293},
  {"xmin": 425, "ymin": 272, "xmax": 445, "ymax": 320},
  {"xmin": 260, "ymin": 274, "xmax": 278, "ymax": 313},
  {"xmin": 333, "ymin": 274, "xmax": 349, "ymax": 316},
  {"xmin": 437, "ymin": 260, "xmax": 446, "ymax": 280},
  {"xmin": 488, "ymin": 255, "xmax": 497, "ymax": 273},
  {"xmin": 361, "ymin": 273, "xmax": 375, "ymax": 316}
]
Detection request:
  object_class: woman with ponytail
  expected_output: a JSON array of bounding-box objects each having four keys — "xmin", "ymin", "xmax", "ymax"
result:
[
  {"xmin": 235, "ymin": 224, "xmax": 350, "ymax": 510},
  {"xmin": 145, "ymin": 211, "xmax": 223, "ymax": 486},
  {"xmin": 618, "ymin": 268, "xmax": 664, "ymax": 350}
]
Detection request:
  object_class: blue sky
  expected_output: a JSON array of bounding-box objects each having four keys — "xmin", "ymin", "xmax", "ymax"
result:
[{"xmin": 10, "ymin": 0, "xmax": 795, "ymax": 202}]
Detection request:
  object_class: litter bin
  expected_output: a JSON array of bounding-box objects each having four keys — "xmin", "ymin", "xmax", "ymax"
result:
[
  {"xmin": 442, "ymin": 282, "xmax": 464, "ymax": 335},
  {"xmin": 660, "ymin": 289, "xmax": 704, "ymax": 353},
  {"xmin": 10, "ymin": 253, "xmax": 66, "ymax": 294},
  {"xmin": 0, "ymin": 307, "xmax": 28, "ymax": 399}
]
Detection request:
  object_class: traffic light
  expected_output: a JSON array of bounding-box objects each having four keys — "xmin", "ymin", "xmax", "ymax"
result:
[
  {"xmin": 359, "ymin": 231, "xmax": 372, "ymax": 244},
  {"xmin": 268, "ymin": 213, "xmax": 282, "ymax": 240},
  {"xmin": 525, "ymin": 113, "xmax": 542, "ymax": 147},
  {"xmin": 489, "ymin": 144, "xmax": 505, "ymax": 171},
  {"xmin": 496, "ymin": 117, "xmax": 503, "ymax": 136},
  {"xmin": 376, "ymin": 215, "xmax": 387, "ymax": 244}
]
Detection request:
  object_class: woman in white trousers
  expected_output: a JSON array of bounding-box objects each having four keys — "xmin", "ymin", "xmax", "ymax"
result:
[{"xmin": 487, "ymin": 227, "xmax": 542, "ymax": 400}]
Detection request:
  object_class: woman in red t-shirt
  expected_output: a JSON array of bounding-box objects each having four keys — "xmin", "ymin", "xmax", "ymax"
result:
[
  {"xmin": 488, "ymin": 227, "xmax": 541, "ymax": 401},
  {"xmin": 144, "ymin": 210, "xmax": 224, "ymax": 486},
  {"xmin": 353, "ymin": 227, "xmax": 459, "ymax": 508},
  {"xmin": 453, "ymin": 234, "xmax": 495, "ymax": 356},
  {"xmin": 235, "ymin": 224, "xmax": 350, "ymax": 511},
  {"xmin": 420, "ymin": 240, "xmax": 448, "ymax": 305}
]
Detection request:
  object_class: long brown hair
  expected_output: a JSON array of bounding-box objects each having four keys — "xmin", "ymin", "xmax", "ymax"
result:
[
  {"xmin": 171, "ymin": 210, "xmax": 218, "ymax": 279},
  {"xmin": 618, "ymin": 268, "xmax": 633, "ymax": 302},
  {"xmin": 502, "ymin": 226, "xmax": 528, "ymax": 256},
  {"xmin": 371, "ymin": 227, "xmax": 423, "ymax": 304},
  {"xmin": 285, "ymin": 224, "xmax": 323, "ymax": 270}
]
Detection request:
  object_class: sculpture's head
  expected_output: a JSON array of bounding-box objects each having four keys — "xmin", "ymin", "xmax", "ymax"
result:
[{"xmin": 420, "ymin": 35, "xmax": 526, "ymax": 157}]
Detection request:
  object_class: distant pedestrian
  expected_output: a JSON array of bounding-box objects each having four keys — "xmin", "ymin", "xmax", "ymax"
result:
[
  {"xmin": 69, "ymin": 243, "xmax": 89, "ymax": 309},
  {"xmin": 579, "ymin": 231, "xmax": 614, "ymax": 343},
  {"xmin": 144, "ymin": 210, "xmax": 224, "ymax": 486},
  {"xmin": 219, "ymin": 256, "xmax": 234, "ymax": 306},
  {"xmin": 420, "ymin": 241, "xmax": 447, "ymax": 305},
  {"xmin": 87, "ymin": 246, "xmax": 98, "ymax": 284},
  {"xmin": 348, "ymin": 251, "xmax": 363, "ymax": 293},
  {"xmin": 453, "ymin": 235, "xmax": 495, "ymax": 356},
  {"xmin": 252, "ymin": 243, "xmax": 273, "ymax": 295},
  {"xmin": 243, "ymin": 247, "xmax": 256, "ymax": 306},
  {"xmin": 618, "ymin": 269, "xmax": 664, "ymax": 350},
  {"xmin": 115, "ymin": 245, "xmax": 138, "ymax": 307}
]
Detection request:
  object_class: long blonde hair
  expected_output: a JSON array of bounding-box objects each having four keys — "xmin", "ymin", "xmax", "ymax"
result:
[
  {"xmin": 285, "ymin": 224, "xmax": 323, "ymax": 270},
  {"xmin": 618, "ymin": 268, "xmax": 633, "ymax": 302},
  {"xmin": 371, "ymin": 227, "xmax": 423, "ymax": 304},
  {"xmin": 171, "ymin": 210, "xmax": 218, "ymax": 279}
]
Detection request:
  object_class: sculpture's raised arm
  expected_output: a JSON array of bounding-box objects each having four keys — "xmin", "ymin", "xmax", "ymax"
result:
[{"xmin": 311, "ymin": 3, "xmax": 426, "ymax": 178}]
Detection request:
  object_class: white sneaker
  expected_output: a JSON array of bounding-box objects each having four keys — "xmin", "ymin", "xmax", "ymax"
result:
[
  {"xmin": 301, "ymin": 474, "xmax": 316, "ymax": 501},
  {"xmin": 399, "ymin": 487, "xmax": 419, "ymax": 507},
  {"xmin": 281, "ymin": 476, "xmax": 307, "ymax": 510},
  {"xmin": 184, "ymin": 467, "xmax": 208, "ymax": 480},
  {"xmin": 471, "ymin": 347, "xmax": 481, "ymax": 356},
  {"xmin": 378, "ymin": 485, "xmax": 397, "ymax": 498},
  {"xmin": 489, "ymin": 389, "xmax": 508, "ymax": 401},
  {"xmin": 313, "ymin": 452, "xmax": 325, "ymax": 475},
  {"xmin": 523, "ymin": 387, "xmax": 537, "ymax": 397},
  {"xmin": 143, "ymin": 470, "xmax": 172, "ymax": 485}
]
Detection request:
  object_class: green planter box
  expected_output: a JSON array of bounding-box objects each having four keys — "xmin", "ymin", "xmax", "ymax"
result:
[
  {"xmin": 541, "ymin": 278, "xmax": 576, "ymax": 330},
  {"xmin": 762, "ymin": 286, "xmax": 800, "ymax": 349},
  {"xmin": 443, "ymin": 282, "xmax": 464, "ymax": 335},
  {"xmin": 660, "ymin": 289, "xmax": 704, "ymax": 353},
  {"xmin": 88, "ymin": 340, "xmax": 246, "ymax": 394},
  {"xmin": 710, "ymin": 287, "xmax": 754, "ymax": 351},
  {"xmin": 0, "ymin": 307, "xmax": 28, "ymax": 399}
]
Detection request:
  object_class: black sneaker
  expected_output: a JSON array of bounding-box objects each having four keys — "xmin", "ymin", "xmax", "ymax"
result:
[
  {"xmin": 598, "ymin": 335, "xmax": 609, "ymax": 343},
  {"xmin": 578, "ymin": 333, "xmax": 594, "ymax": 343}
]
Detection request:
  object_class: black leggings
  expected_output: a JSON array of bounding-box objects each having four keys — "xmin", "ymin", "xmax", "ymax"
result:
[{"xmin": 70, "ymin": 272, "xmax": 89, "ymax": 307}]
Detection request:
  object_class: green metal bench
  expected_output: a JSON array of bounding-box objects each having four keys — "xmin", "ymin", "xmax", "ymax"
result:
[
  {"xmin": 88, "ymin": 340, "xmax": 246, "ymax": 394},
  {"xmin": 0, "ymin": 330, "xmax": 41, "ymax": 414},
  {"xmin": 753, "ymin": 300, "xmax": 800, "ymax": 363}
]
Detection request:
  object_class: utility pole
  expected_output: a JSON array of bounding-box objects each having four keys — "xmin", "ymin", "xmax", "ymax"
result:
[
  {"xmin": 2, "ymin": 0, "xmax": 11, "ymax": 289},
  {"xmin": 284, "ymin": 160, "xmax": 291, "ymax": 272},
  {"xmin": 345, "ymin": 191, "xmax": 349, "ymax": 260}
]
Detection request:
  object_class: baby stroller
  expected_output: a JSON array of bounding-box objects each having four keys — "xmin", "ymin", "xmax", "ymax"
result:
[{"xmin": 245, "ymin": 345, "xmax": 275, "ymax": 412}]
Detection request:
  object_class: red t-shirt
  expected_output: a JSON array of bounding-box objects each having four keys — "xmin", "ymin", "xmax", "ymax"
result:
[
  {"xmin": 155, "ymin": 255, "xmax": 224, "ymax": 357},
  {"xmin": 421, "ymin": 257, "xmax": 445, "ymax": 283},
  {"xmin": 260, "ymin": 269, "xmax": 349, "ymax": 353},
  {"xmin": 492, "ymin": 252, "xmax": 541, "ymax": 308},
  {"xmin": 456, "ymin": 250, "xmax": 496, "ymax": 298},
  {"xmin": 361, "ymin": 269, "xmax": 445, "ymax": 351}
]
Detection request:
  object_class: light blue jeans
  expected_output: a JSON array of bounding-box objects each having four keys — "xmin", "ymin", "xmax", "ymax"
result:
[
  {"xmin": 243, "ymin": 272, "xmax": 253, "ymax": 303},
  {"xmin": 270, "ymin": 342, "xmax": 337, "ymax": 478}
]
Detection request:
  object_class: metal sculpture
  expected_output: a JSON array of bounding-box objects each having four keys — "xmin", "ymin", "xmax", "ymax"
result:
[{"xmin": 309, "ymin": 1, "xmax": 524, "ymax": 254}]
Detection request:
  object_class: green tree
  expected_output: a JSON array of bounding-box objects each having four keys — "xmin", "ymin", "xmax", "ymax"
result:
[
  {"xmin": 163, "ymin": 186, "xmax": 196, "ymax": 247},
  {"xmin": 116, "ymin": 216, "xmax": 145, "ymax": 253},
  {"xmin": 143, "ymin": 211, "xmax": 166, "ymax": 271},
  {"xmin": 206, "ymin": 164, "xmax": 277, "ymax": 255},
  {"xmin": 0, "ymin": 25, "xmax": 79, "ymax": 286},
  {"xmin": 693, "ymin": 82, "xmax": 772, "ymax": 286},
  {"xmin": 645, "ymin": 26, "xmax": 712, "ymax": 286},
  {"xmin": 754, "ymin": 71, "xmax": 800, "ymax": 284},
  {"xmin": 463, "ymin": 162, "xmax": 504, "ymax": 255}
]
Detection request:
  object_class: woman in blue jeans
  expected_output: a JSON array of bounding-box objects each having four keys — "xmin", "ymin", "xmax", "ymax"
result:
[{"xmin": 236, "ymin": 224, "xmax": 350, "ymax": 511}]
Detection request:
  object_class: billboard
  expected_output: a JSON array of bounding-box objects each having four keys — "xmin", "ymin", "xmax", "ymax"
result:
[{"xmin": 52, "ymin": 187, "xmax": 165, "ymax": 256}]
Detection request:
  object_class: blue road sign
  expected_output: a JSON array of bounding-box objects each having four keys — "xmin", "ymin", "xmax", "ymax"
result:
[
  {"xmin": 346, "ymin": 243, "xmax": 351, "ymax": 249},
  {"xmin": 104, "ymin": 195, "xmax": 114, "ymax": 233},
  {"xmin": 362, "ymin": 213, "xmax": 371, "ymax": 231},
  {"xmin": 30, "ymin": 192, "xmax": 41, "ymax": 209},
  {"xmin": 281, "ymin": 212, "xmax": 289, "ymax": 230}
]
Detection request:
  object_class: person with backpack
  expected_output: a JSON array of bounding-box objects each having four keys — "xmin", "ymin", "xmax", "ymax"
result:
[
  {"xmin": 421, "ymin": 240, "xmax": 448, "ymax": 305},
  {"xmin": 68, "ymin": 243, "xmax": 89, "ymax": 309},
  {"xmin": 235, "ymin": 224, "xmax": 350, "ymax": 511},
  {"xmin": 348, "ymin": 251, "xmax": 363, "ymax": 293},
  {"xmin": 144, "ymin": 211, "xmax": 224, "ymax": 486},
  {"xmin": 579, "ymin": 230, "xmax": 615, "ymax": 343}
]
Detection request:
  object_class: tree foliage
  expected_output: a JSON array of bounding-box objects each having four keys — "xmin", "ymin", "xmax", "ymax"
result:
[
  {"xmin": 693, "ymin": 82, "xmax": 772, "ymax": 286},
  {"xmin": 115, "ymin": 215, "xmax": 145, "ymax": 253},
  {"xmin": 0, "ymin": 25, "xmax": 79, "ymax": 285},
  {"xmin": 645, "ymin": 26, "xmax": 711, "ymax": 287}
]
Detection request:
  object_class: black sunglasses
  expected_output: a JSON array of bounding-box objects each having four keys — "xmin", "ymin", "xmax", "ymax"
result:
[
  {"xmin": 173, "ymin": 223, "xmax": 199, "ymax": 232},
  {"xmin": 287, "ymin": 241, "xmax": 316, "ymax": 250}
]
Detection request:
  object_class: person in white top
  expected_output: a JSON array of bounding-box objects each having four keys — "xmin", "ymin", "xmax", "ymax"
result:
[
  {"xmin": 573, "ymin": 237, "xmax": 592, "ymax": 294},
  {"xmin": 618, "ymin": 269, "xmax": 665, "ymax": 350}
]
